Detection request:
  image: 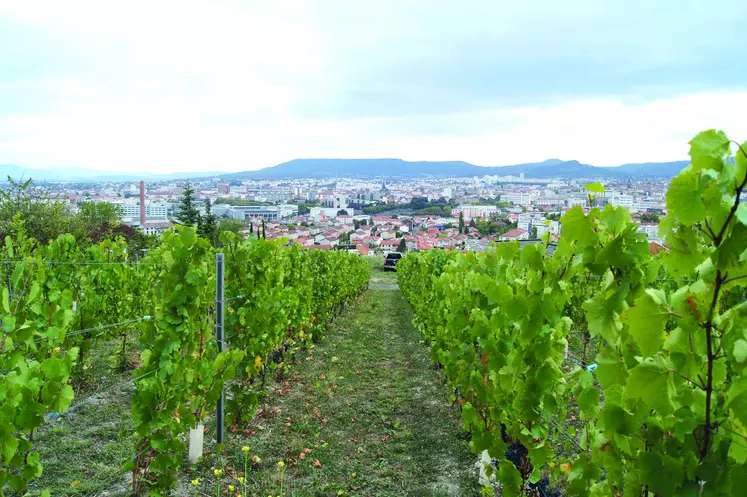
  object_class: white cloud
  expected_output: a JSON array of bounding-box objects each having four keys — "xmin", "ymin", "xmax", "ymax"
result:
[
  {"xmin": 1, "ymin": 1, "xmax": 746, "ymax": 173},
  {"xmin": 3, "ymin": 91, "xmax": 747, "ymax": 172}
]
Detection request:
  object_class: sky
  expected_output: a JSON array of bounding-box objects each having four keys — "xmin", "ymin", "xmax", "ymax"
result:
[{"xmin": 1, "ymin": 0, "xmax": 747, "ymax": 173}]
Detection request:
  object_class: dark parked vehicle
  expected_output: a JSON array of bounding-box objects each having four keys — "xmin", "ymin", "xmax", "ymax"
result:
[{"xmin": 384, "ymin": 252, "xmax": 403, "ymax": 271}]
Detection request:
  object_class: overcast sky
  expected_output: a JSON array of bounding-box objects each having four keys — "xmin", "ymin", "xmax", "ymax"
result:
[{"xmin": 1, "ymin": 0, "xmax": 746, "ymax": 173}]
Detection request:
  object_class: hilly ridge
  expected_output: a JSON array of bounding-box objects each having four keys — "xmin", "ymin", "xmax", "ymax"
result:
[
  {"xmin": 1, "ymin": 158, "xmax": 691, "ymax": 182},
  {"xmin": 227, "ymin": 158, "xmax": 690, "ymax": 179}
]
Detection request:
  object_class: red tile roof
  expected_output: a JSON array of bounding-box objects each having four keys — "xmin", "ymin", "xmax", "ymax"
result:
[{"xmin": 501, "ymin": 228, "xmax": 528, "ymax": 238}]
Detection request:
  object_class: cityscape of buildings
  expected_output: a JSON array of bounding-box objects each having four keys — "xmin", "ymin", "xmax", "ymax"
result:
[{"xmin": 26, "ymin": 171, "xmax": 677, "ymax": 254}]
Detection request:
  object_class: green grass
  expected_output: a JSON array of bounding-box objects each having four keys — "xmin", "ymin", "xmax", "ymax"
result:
[
  {"xmin": 366, "ymin": 256, "xmax": 400, "ymax": 286},
  {"xmin": 17, "ymin": 265, "xmax": 477, "ymax": 496},
  {"xmin": 187, "ymin": 265, "xmax": 478, "ymax": 496},
  {"xmin": 23, "ymin": 334, "xmax": 139, "ymax": 497}
]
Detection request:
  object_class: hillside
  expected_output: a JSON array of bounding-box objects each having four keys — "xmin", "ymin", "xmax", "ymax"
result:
[
  {"xmin": 615, "ymin": 160, "xmax": 691, "ymax": 176},
  {"xmin": 227, "ymin": 158, "xmax": 689, "ymax": 179},
  {"xmin": 0, "ymin": 158, "xmax": 692, "ymax": 182}
]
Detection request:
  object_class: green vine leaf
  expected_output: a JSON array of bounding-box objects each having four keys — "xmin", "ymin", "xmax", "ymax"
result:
[
  {"xmin": 625, "ymin": 289, "xmax": 670, "ymax": 357},
  {"xmin": 626, "ymin": 357, "xmax": 677, "ymax": 415},
  {"xmin": 688, "ymin": 129, "xmax": 730, "ymax": 172}
]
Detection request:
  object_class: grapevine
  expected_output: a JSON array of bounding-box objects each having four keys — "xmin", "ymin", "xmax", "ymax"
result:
[{"xmin": 398, "ymin": 130, "xmax": 747, "ymax": 497}]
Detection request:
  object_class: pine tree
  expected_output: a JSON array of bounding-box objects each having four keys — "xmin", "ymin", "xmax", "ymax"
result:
[
  {"xmin": 397, "ymin": 237, "xmax": 407, "ymax": 253},
  {"xmin": 458, "ymin": 211, "xmax": 465, "ymax": 234},
  {"xmin": 176, "ymin": 182, "xmax": 200, "ymax": 226},
  {"xmin": 261, "ymin": 219, "xmax": 266, "ymax": 239},
  {"xmin": 197, "ymin": 198, "xmax": 217, "ymax": 245}
]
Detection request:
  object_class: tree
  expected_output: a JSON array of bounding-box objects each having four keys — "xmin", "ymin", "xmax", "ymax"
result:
[
  {"xmin": 0, "ymin": 176, "xmax": 76, "ymax": 244},
  {"xmin": 175, "ymin": 182, "xmax": 200, "ymax": 226},
  {"xmin": 128, "ymin": 230, "xmax": 161, "ymax": 255},
  {"xmin": 77, "ymin": 201, "xmax": 123, "ymax": 230},
  {"xmin": 197, "ymin": 199, "xmax": 217, "ymax": 245},
  {"xmin": 530, "ymin": 226, "xmax": 538, "ymax": 238},
  {"xmin": 261, "ymin": 219, "xmax": 266, "ymax": 239},
  {"xmin": 74, "ymin": 201, "xmax": 124, "ymax": 240},
  {"xmin": 360, "ymin": 219, "xmax": 368, "ymax": 226},
  {"xmin": 397, "ymin": 238, "xmax": 407, "ymax": 253},
  {"xmin": 300, "ymin": 221, "xmax": 309, "ymax": 228},
  {"xmin": 337, "ymin": 209, "xmax": 349, "ymax": 216},
  {"xmin": 458, "ymin": 211, "xmax": 465, "ymax": 234},
  {"xmin": 218, "ymin": 218, "xmax": 245, "ymax": 236},
  {"xmin": 354, "ymin": 219, "xmax": 361, "ymax": 230},
  {"xmin": 409, "ymin": 197, "xmax": 430, "ymax": 211},
  {"xmin": 640, "ymin": 212, "xmax": 660, "ymax": 223}
]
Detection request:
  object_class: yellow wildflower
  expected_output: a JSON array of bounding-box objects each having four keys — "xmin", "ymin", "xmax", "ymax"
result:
[
  {"xmin": 214, "ymin": 468, "xmax": 223, "ymax": 476},
  {"xmin": 241, "ymin": 446, "xmax": 250, "ymax": 453},
  {"xmin": 191, "ymin": 478, "xmax": 200, "ymax": 486},
  {"xmin": 238, "ymin": 476, "xmax": 246, "ymax": 484},
  {"xmin": 228, "ymin": 484, "xmax": 235, "ymax": 492},
  {"xmin": 277, "ymin": 461, "xmax": 285, "ymax": 469}
]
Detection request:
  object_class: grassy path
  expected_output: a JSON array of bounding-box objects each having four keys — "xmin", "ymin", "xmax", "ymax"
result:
[
  {"xmin": 207, "ymin": 264, "xmax": 478, "ymax": 496},
  {"xmin": 19, "ymin": 260, "xmax": 477, "ymax": 496}
]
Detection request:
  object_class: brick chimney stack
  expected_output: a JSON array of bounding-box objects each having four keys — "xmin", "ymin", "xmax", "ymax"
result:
[{"xmin": 139, "ymin": 181, "xmax": 146, "ymax": 226}]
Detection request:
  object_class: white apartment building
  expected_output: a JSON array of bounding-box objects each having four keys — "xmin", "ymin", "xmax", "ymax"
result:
[
  {"xmin": 501, "ymin": 192, "xmax": 533, "ymax": 206},
  {"xmin": 637, "ymin": 223, "xmax": 660, "ymax": 241},
  {"xmin": 310, "ymin": 207, "xmax": 343, "ymax": 220},
  {"xmin": 635, "ymin": 199, "xmax": 662, "ymax": 211},
  {"xmin": 535, "ymin": 220, "xmax": 561, "ymax": 237},
  {"xmin": 517, "ymin": 213, "xmax": 545, "ymax": 231},
  {"xmin": 534, "ymin": 196, "xmax": 565, "ymax": 206},
  {"xmin": 120, "ymin": 204, "xmax": 169, "ymax": 220},
  {"xmin": 609, "ymin": 194, "xmax": 637, "ymax": 212},
  {"xmin": 452, "ymin": 205, "xmax": 498, "ymax": 220}
]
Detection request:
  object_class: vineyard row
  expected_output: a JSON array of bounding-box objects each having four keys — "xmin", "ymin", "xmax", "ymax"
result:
[
  {"xmin": 1, "ymin": 227, "xmax": 370, "ymax": 496},
  {"xmin": 398, "ymin": 130, "xmax": 747, "ymax": 497}
]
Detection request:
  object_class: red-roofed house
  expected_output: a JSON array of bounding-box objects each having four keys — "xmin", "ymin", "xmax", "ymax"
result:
[
  {"xmin": 380, "ymin": 239, "xmax": 401, "ymax": 250},
  {"xmin": 649, "ymin": 242, "xmax": 668, "ymax": 255},
  {"xmin": 141, "ymin": 221, "xmax": 174, "ymax": 236},
  {"xmin": 499, "ymin": 228, "xmax": 529, "ymax": 241}
]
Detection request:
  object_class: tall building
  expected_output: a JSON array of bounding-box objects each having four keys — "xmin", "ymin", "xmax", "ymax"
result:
[
  {"xmin": 217, "ymin": 183, "xmax": 230, "ymax": 195},
  {"xmin": 139, "ymin": 181, "xmax": 146, "ymax": 226}
]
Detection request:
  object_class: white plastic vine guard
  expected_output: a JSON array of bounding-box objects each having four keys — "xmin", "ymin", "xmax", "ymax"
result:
[{"xmin": 188, "ymin": 423, "xmax": 204, "ymax": 464}]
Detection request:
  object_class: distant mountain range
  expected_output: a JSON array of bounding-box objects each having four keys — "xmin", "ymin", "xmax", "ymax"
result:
[
  {"xmin": 0, "ymin": 164, "xmax": 226, "ymax": 182},
  {"xmin": 1, "ymin": 158, "xmax": 691, "ymax": 182},
  {"xmin": 226, "ymin": 158, "xmax": 691, "ymax": 179}
]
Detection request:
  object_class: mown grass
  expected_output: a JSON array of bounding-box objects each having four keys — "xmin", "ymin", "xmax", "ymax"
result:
[
  {"xmin": 186, "ymin": 265, "xmax": 478, "ymax": 496},
  {"xmin": 19, "ymin": 262, "xmax": 477, "ymax": 496},
  {"xmin": 23, "ymin": 333, "xmax": 140, "ymax": 497}
]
